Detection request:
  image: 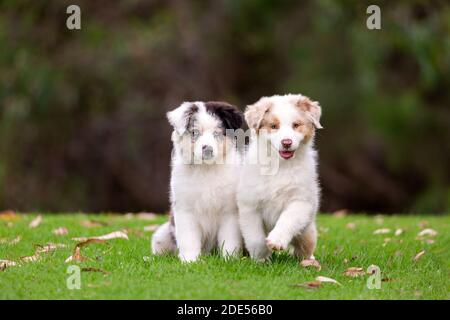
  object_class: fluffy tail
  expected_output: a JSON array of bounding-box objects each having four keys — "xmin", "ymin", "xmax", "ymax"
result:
[{"xmin": 151, "ymin": 221, "xmax": 176, "ymax": 255}]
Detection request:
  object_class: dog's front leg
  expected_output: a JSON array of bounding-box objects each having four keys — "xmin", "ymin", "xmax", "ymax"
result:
[
  {"xmin": 266, "ymin": 201, "xmax": 314, "ymax": 251},
  {"xmin": 218, "ymin": 214, "xmax": 242, "ymax": 259},
  {"xmin": 174, "ymin": 212, "xmax": 202, "ymax": 263},
  {"xmin": 239, "ymin": 205, "xmax": 270, "ymax": 261}
]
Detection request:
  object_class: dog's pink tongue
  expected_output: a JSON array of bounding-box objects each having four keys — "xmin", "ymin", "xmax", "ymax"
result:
[{"xmin": 279, "ymin": 150, "xmax": 294, "ymax": 159}]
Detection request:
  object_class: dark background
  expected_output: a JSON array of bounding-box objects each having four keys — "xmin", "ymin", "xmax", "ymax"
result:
[{"xmin": 0, "ymin": 0, "xmax": 449, "ymax": 214}]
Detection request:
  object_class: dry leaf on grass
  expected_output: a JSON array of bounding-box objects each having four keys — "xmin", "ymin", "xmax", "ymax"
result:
[
  {"xmin": 394, "ymin": 229, "xmax": 403, "ymax": 236},
  {"xmin": 21, "ymin": 254, "xmax": 40, "ymax": 263},
  {"xmin": 295, "ymin": 281, "xmax": 322, "ymax": 289},
  {"xmin": 72, "ymin": 230, "xmax": 129, "ymax": 242},
  {"xmin": 53, "ymin": 227, "xmax": 68, "ymax": 236},
  {"xmin": 346, "ymin": 223, "xmax": 356, "ymax": 230},
  {"xmin": 65, "ymin": 246, "xmax": 87, "ymax": 263},
  {"xmin": 413, "ymin": 250, "xmax": 426, "ymax": 262},
  {"xmin": 136, "ymin": 212, "xmax": 157, "ymax": 220},
  {"xmin": 143, "ymin": 225, "xmax": 159, "ymax": 232},
  {"xmin": 21, "ymin": 243, "xmax": 66, "ymax": 263},
  {"xmin": 315, "ymin": 276, "xmax": 341, "ymax": 285},
  {"xmin": 124, "ymin": 228, "xmax": 145, "ymax": 238},
  {"xmin": 124, "ymin": 213, "xmax": 134, "ymax": 219},
  {"xmin": 66, "ymin": 238, "xmax": 107, "ymax": 263},
  {"xmin": 417, "ymin": 229, "xmax": 438, "ymax": 237},
  {"xmin": 36, "ymin": 243, "xmax": 66, "ymax": 253},
  {"xmin": 29, "ymin": 215, "xmax": 43, "ymax": 228},
  {"xmin": 0, "ymin": 259, "xmax": 17, "ymax": 271},
  {"xmin": 300, "ymin": 259, "xmax": 321, "ymax": 271},
  {"xmin": 415, "ymin": 237, "xmax": 434, "ymax": 244},
  {"xmin": 416, "ymin": 228, "xmax": 438, "ymax": 244},
  {"xmin": 0, "ymin": 210, "xmax": 21, "ymax": 222},
  {"xmin": 0, "ymin": 236, "xmax": 22, "ymax": 245},
  {"xmin": 10, "ymin": 236, "xmax": 22, "ymax": 245},
  {"xmin": 344, "ymin": 267, "xmax": 366, "ymax": 277},
  {"xmin": 332, "ymin": 209, "xmax": 348, "ymax": 218},
  {"xmin": 373, "ymin": 228, "xmax": 391, "ymax": 235},
  {"xmin": 295, "ymin": 276, "xmax": 340, "ymax": 290},
  {"xmin": 125, "ymin": 212, "xmax": 157, "ymax": 221},
  {"xmin": 418, "ymin": 220, "xmax": 429, "ymax": 229},
  {"xmin": 80, "ymin": 220, "xmax": 109, "ymax": 228},
  {"xmin": 374, "ymin": 215, "xmax": 384, "ymax": 225},
  {"xmin": 0, "ymin": 260, "xmax": 16, "ymax": 266},
  {"xmin": 66, "ymin": 231, "xmax": 128, "ymax": 263}
]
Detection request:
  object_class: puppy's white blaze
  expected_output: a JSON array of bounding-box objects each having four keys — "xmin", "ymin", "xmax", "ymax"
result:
[
  {"xmin": 238, "ymin": 94, "xmax": 321, "ymax": 261},
  {"xmin": 269, "ymin": 102, "xmax": 304, "ymax": 152}
]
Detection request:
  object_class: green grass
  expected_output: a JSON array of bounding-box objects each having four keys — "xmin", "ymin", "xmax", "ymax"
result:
[{"xmin": 0, "ymin": 213, "xmax": 449, "ymax": 299}]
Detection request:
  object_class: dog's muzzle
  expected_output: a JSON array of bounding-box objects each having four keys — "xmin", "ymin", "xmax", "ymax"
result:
[{"xmin": 202, "ymin": 145, "xmax": 214, "ymax": 160}]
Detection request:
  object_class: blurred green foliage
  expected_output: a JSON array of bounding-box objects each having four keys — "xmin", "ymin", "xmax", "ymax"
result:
[{"xmin": 0, "ymin": 0, "xmax": 449, "ymax": 213}]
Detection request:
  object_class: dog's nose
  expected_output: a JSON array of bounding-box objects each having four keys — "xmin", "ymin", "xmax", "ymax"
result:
[
  {"xmin": 202, "ymin": 145, "xmax": 214, "ymax": 158},
  {"xmin": 281, "ymin": 139, "xmax": 292, "ymax": 149}
]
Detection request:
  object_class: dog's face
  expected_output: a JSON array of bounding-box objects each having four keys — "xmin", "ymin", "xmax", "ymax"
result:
[
  {"xmin": 167, "ymin": 101, "xmax": 243, "ymax": 164},
  {"xmin": 245, "ymin": 94, "xmax": 322, "ymax": 160}
]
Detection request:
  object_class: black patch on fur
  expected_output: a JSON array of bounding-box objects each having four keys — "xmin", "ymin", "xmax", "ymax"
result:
[
  {"xmin": 184, "ymin": 103, "xmax": 199, "ymax": 130},
  {"xmin": 205, "ymin": 101, "xmax": 243, "ymax": 131}
]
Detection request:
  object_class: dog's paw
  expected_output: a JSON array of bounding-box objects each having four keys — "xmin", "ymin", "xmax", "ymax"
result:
[
  {"xmin": 179, "ymin": 252, "xmax": 200, "ymax": 263},
  {"xmin": 247, "ymin": 244, "xmax": 271, "ymax": 262},
  {"xmin": 252, "ymin": 254, "xmax": 271, "ymax": 263},
  {"xmin": 266, "ymin": 234, "xmax": 289, "ymax": 251}
]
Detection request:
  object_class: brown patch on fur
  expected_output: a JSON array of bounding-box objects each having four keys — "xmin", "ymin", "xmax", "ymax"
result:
[
  {"xmin": 295, "ymin": 96, "xmax": 323, "ymax": 129},
  {"xmin": 295, "ymin": 122, "xmax": 315, "ymax": 145},
  {"xmin": 245, "ymin": 99, "xmax": 273, "ymax": 130},
  {"xmin": 296, "ymin": 97, "xmax": 314, "ymax": 112},
  {"xmin": 259, "ymin": 108, "xmax": 280, "ymax": 133},
  {"xmin": 293, "ymin": 223, "xmax": 317, "ymax": 260}
]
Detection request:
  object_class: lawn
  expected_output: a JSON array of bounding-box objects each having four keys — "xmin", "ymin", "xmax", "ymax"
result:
[{"xmin": 0, "ymin": 212, "xmax": 448, "ymax": 299}]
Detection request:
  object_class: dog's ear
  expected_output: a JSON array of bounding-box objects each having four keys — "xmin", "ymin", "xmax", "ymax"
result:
[
  {"xmin": 245, "ymin": 98, "xmax": 271, "ymax": 130},
  {"xmin": 296, "ymin": 96, "xmax": 323, "ymax": 129},
  {"xmin": 205, "ymin": 101, "xmax": 243, "ymax": 131},
  {"xmin": 167, "ymin": 102, "xmax": 199, "ymax": 135}
]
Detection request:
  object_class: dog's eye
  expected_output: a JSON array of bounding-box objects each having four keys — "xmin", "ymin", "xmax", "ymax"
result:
[
  {"xmin": 213, "ymin": 131, "xmax": 222, "ymax": 138},
  {"xmin": 191, "ymin": 129, "xmax": 200, "ymax": 139},
  {"xmin": 293, "ymin": 122, "xmax": 302, "ymax": 129},
  {"xmin": 270, "ymin": 124, "xmax": 278, "ymax": 129}
]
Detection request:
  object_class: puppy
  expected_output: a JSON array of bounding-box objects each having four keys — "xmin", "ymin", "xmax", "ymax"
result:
[
  {"xmin": 237, "ymin": 94, "xmax": 322, "ymax": 261},
  {"xmin": 152, "ymin": 101, "xmax": 244, "ymax": 262}
]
